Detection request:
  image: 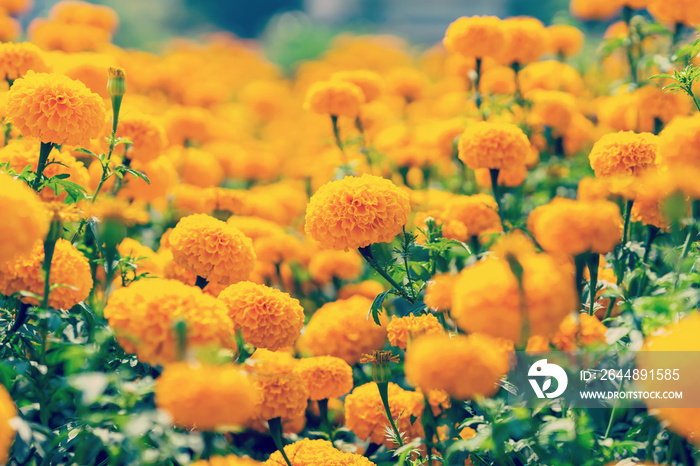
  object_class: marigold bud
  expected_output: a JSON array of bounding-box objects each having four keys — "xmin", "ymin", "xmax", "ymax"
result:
[{"xmin": 107, "ymin": 66, "xmax": 125, "ymax": 97}]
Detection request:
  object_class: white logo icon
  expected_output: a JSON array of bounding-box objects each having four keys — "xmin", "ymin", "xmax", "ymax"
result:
[{"xmin": 528, "ymin": 359, "xmax": 568, "ymax": 398}]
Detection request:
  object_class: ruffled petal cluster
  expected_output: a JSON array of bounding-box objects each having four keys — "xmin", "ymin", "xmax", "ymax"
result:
[
  {"xmin": 457, "ymin": 122, "xmax": 530, "ymax": 171},
  {"xmin": 0, "ymin": 174, "xmax": 49, "ymax": 263},
  {"xmin": 588, "ymin": 131, "xmax": 658, "ymax": 176},
  {"xmin": 293, "ymin": 356, "xmax": 354, "ymax": 400},
  {"xmin": 387, "ymin": 313, "xmax": 444, "ymax": 350}
]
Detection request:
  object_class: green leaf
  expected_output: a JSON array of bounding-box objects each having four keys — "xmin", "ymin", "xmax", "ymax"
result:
[{"xmin": 367, "ymin": 290, "xmax": 391, "ymax": 325}]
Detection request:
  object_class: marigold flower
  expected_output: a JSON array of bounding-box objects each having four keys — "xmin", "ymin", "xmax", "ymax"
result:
[
  {"xmin": 179, "ymin": 147, "xmax": 225, "ymax": 188},
  {"xmin": 332, "ymin": 69, "xmax": 383, "ymax": 102},
  {"xmin": 0, "ymin": 42, "xmax": 48, "ymax": 82},
  {"xmin": 264, "ymin": 438, "xmax": 377, "ymax": 466},
  {"xmin": 115, "ymin": 113, "xmax": 167, "ymax": 164},
  {"xmin": 457, "ymin": 121, "xmax": 530, "ymax": 171},
  {"xmin": 0, "ymin": 15, "xmax": 20, "ymax": 42},
  {"xmin": 49, "ymin": 0, "xmax": 119, "ymax": 32},
  {"xmin": 218, "ymin": 281, "xmax": 304, "ymax": 351},
  {"xmin": 551, "ymin": 313, "xmax": 608, "ymax": 351},
  {"xmin": 0, "ymin": 384, "xmax": 16, "ymax": 465},
  {"xmin": 297, "ymin": 296, "xmax": 387, "ymax": 365},
  {"xmin": 293, "ymin": 356, "xmax": 354, "ymax": 400},
  {"xmin": 0, "ymin": 239, "xmax": 92, "ymax": 309},
  {"xmin": 385, "ymin": 67, "xmax": 426, "ymax": 102},
  {"xmin": 337, "ymin": 280, "xmax": 385, "ymax": 300},
  {"xmin": 529, "ymin": 90, "xmax": 578, "ymax": 133},
  {"xmin": 635, "ymin": 86, "xmax": 691, "ymax": 134},
  {"xmin": 658, "ymin": 115, "xmax": 700, "ymax": 167},
  {"xmin": 424, "ymin": 273, "xmax": 458, "ymax": 312},
  {"xmin": 345, "ymin": 382, "xmax": 424, "ymax": 447},
  {"xmin": 191, "ymin": 455, "xmax": 261, "ymax": 466},
  {"xmin": 3, "ymin": 71, "xmax": 105, "ymax": 146},
  {"xmin": 499, "ymin": 17, "xmax": 548, "ymax": 65},
  {"xmin": 104, "ymin": 279, "xmax": 235, "ymax": 365},
  {"xmin": 570, "ymin": 0, "xmax": 620, "ymax": 19},
  {"xmin": 304, "ymin": 80, "xmax": 365, "ymax": 118},
  {"xmin": 155, "ymin": 362, "xmax": 259, "ymax": 431},
  {"xmin": 0, "ymin": 175, "xmax": 49, "ymax": 264},
  {"xmin": 117, "ymin": 237, "xmax": 162, "ymax": 278},
  {"xmin": 528, "ymin": 198, "xmax": 623, "ymax": 255},
  {"xmin": 305, "ymin": 174, "xmax": 410, "ymax": 250},
  {"xmin": 253, "ymin": 232, "xmax": 303, "ymax": 265},
  {"xmin": 172, "ymin": 184, "xmax": 217, "ymax": 214},
  {"xmin": 451, "ymin": 254, "xmax": 577, "ymax": 343},
  {"xmin": 547, "ymin": 24, "xmax": 584, "ymax": 57},
  {"xmin": 387, "ymin": 313, "xmax": 443, "ymax": 350},
  {"xmin": 443, "ymin": 16, "xmax": 505, "ymax": 59},
  {"xmin": 480, "ymin": 66, "xmax": 517, "ymax": 95},
  {"xmin": 226, "ymin": 216, "xmax": 286, "ymax": 241},
  {"xmin": 119, "ymin": 156, "xmax": 177, "ymax": 203},
  {"xmin": 169, "ymin": 214, "xmax": 256, "ymax": 285},
  {"xmin": 0, "ymin": 0, "xmax": 31, "ymax": 14},
  {"xmin": 589, "ymin": 131, "xmax": 658, "ymax": 177},
  {"xmin": 308, "ymin": 249, "xmax": 363, "ymax": 285},
  {"xmin": 248, "ymin": 361, "xmax": 309, "ymax": 421},
  {"xmin": 405, "ymin": 333, "xmax": 508, "ymax": 400},
  {"xmin": 440, "ymin": 193, "xmax": 503, "ymax": 239},
  {"xmin": 648, "ymin": 0, "xmax": 700, "ymax": 25},
  {"xmin": 520, "ymin": 60, "xmax": 584, "ymax": 97}
]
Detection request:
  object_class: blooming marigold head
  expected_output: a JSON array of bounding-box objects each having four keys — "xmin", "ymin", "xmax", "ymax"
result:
[
  {"xmin": 424, "ymin": 273, "xmax": 458, "ymax": 312},
  {"xmin": 387, "ymin": 313, "xmax": 444, "ymax": 350},
  {"xmin": 570, "ymin": 0, "xmax": 620, "ymax": 19},
  {"xmin": 658, "ymin": 115, "xmax": 700, "ymax": 167},
  {"xmin": 0, "ymin": 174, "xmax": 49, "ymax": 264},
  {"xmin": 0, "ymin": 384, "xmax": 16, "ymax": 465},
  {"xmin": 104, "ymin": 279, "xmax": 236, "ymax": 366},
  {"xmin": 49, "ymin": 0, "xmax": 120, "ymax": 32},
  {"xmin": 293, "ymin": 356, "xmax": 354, "ymax": 401},
  {"xmin": 247, "ymin": 360, "xmax": 309, "ymax": 421},
  {"xmin": 191, "ymin": 455, "xmax": 261, "ymax": 466},
  {"xmin": 3, "ymin": 71, "xmax": 105, "ymax": 146},
  {"xmin": 305, "ymin": 174, "xmax": 410, "ymax": 250},
  {"xmin": 648, "ymin": 0, "xmax": 700, "ymax": 26},
  {"xmin": 169, "ymin": 214, "xmax": 256, "ymax": 285},
  {"xmin": 551, "ymin": 313, "xmax": 607, "ymax": 351},
  {"xmin": 218, "ymin": 281, "xmax": 304, "ymax": 351},
  {"xmin": 547, "ymin": 24, "xmax": 584, "ymax": 57},
  {"xmin": 264, "ymin": 438, "xmax": 377, "ymax": 466},
  {"xmin": 303, "ymin": 80, "xmax": 365, "ymax": 118},
  {"xmin": 331, "ymin": 69, "xmax": 384, "ymax": 103},
  {"xmin": 115, "ymin": 113, "xmax": 167, "ymax": 163},
  {"xmin": 405, "ymin": 333, "xmax": 508, "ymax": 400},
  {"xmin": 308, "ymin": 249, "xmax": 363, "ymax": 285},
  {"xmin": 0, "ymin": 42, "xmax": 48, "ymax": 82},
  {"xmin": 0, "ymin": 238, "xmax": 92, "ymax": 309},
  {"xmin": 457, "ymin": 121, "xmax": 530, "ymax": 171},
  {"xmin": 499, "ymin": 17, "xmax": 548, "ymax": 66},
  {"xmin": 439, "ymin": 193, "xmax": 503, "ymax": 239},
  {"xmin": 155, "ymin": 362, "xmax": 259, "ymax": 431},
  {"xmin": 588, "ymin": 131, "xmax": 658, "ymax": 177},
  {"xmin": 443, "ymin": 16, "xmax": 505, "ymax": 59}
]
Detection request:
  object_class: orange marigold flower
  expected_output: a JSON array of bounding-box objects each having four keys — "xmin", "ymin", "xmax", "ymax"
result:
[
  {"xmin": 499, "ymin": 17, "xmax": 548, "ymax": 66},
  {"xmin": 169, "ymin": 214, "xmax": 256, "ymax": 285},
  {"xmin": 424, "ymin": 273, "xmax": 458, "ymax": 312},
  {"xmin": 520, "ymin": 60, "xmax": 584, "ymax": 97},
  {"xmin": 218, "ymin": 281, "xmax": 304, "ymax": 351},
  {"xmin": 226, "ymin": 215, "xmax": 286, "ymax": 241},
  {"xmin": 551, "ymin": 313, "xmax": 608, "ymax": 351},
  {"xmin": 49, "ymin": 0, "xmax": 119, "ymax": 32},
  {"xmin": 635, "ymin": 85, "xmax": 691, "ymax": 134},
  {"xmin": 104, "ymin": 279, "xmax": 235, "ymax": 365},
  {"xmin": 293, "ymin": 356, "xmax": 354, "ymax": 400},
  {"xmin": 528, "ymin": 198, "xmax": 623, "ymax": 255},
  {"xmin": 117, "ymin": 237, "xmax": 162, "ymax": 278},
  {"xmin": 480, "ymin": 66, "xmax": 517, "ymax": 95},
  {"xmin": 253, "ymin": 232, "xmax": 303, "ymax": 265},
  {"xmin": 570, "ymin": 0, "xmax": 620, "ymax": 19},
  {"xmin": 588, "ymin": 131, "xmax": 658, "ymax": 177},
  {"xmin": 443, "ymin": 16, "xmax": 505, "ymax": 59},
  {"xmin": 387, "ymin": 313, "xmax": 444, "ymax": 350},
  {"xmin": 547, "ymin": 24, "xmax": 584, "ymax": 57},
  {"xmin": 3, "ymin": 71, "xmax": 105, "ymax": 146},
  {"xmin": 658, "ymin": 115, "xmax": 700, "ymax": 167},
  {"xmin": 308, "ymin": 249, "xmax": 363, "ymax": 285},
  {"xmin": 451, "ymin": 254, "xmax": 577, "ymax": 343},
  {"xmin": 172, "ymin": 184, "xmax": 217, "ymax": 215},
  {"xmin": 0, "ymin": 174, "xmax": 49, "ymax": 264},
  {"xmin": 305, "ymin": 174, "xmax": 410, "ymax": 250},
  {"xmin": 405, "ymin": 333, "xmax": 508, "ymax": 400},
  {"xmin": 332, "ymin": 69, "xmax": 383, "ymax": 102},
  {"xmin": 457, "ymin": 121, "xmax": 530, "ymax": 171},
  {"xmin": 345, "ymin": 382, "xmax": 424, "ymax": 447},
  {"xmin": 297, "ymin": 296, "xmax": 387, "ymax": 365},
  {"xmin": 631, "ymin": 196, "xmax": 669, "ymax": 230},
  {"xmin": 384, "ymin": 67, "xmax": 426, "ymax": 102},
  {"xmin": 337, "ymin": 280, "xmax": 385, "ymax": 300},
  {"xmin": 119, "ymin": 156, "xmax": 178, "ymax": 203},
  {"xmin": 0, "ymin": 42, "xmax": 48, "ymax": 82},
  {"xmin": 441, "ymin": 193, "xmax": 503, "ymax": 239},
  {"xmin": 0, "ymin": 384, "xmax": 16, "ymax": 465},
  {"xmin": 155, "ymin": 362, "xmax": 259, "ymax": 431},
  {"xmin": 0, "ymin": 238, "xmax": 92, "ymax": 309},
  {"xmin": 264, "ymin": 438, "xmax": 377, "ymax": 466},
  {"xmin": 304, "ymin": 80, "xmax": 365, "ymax": 118},
  {"xmin": 191, "ymin": 455, "xmax": 261, "ymax": 466},
  {"xmin": 0, "ymin": 15, "xmax": 19, "ymax": 42},
  {"xmin": 179, "ymin": 147, "xmax": 225, "ymax": 188},
  {"xmin": 248, "ymin": 361, "xmax": 309, "ymax": 421},
  {"xmin": 116, "ymin": 113, "xmax": 167, "ymax": 164},
  {"xmin": 0, "ymin": 0, "xmax": 31, "ymax": 14},
  {"xmin": 529, "ymin": 90, "xmax": 578, "ymax": 133},
  {"xmin": 648, "ymin": 0, "xmax": 700, "ymax": 25}
]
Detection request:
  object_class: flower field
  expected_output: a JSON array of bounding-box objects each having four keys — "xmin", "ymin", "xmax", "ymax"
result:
[{"xmin": 2, "ymin": 0, "xmax": 700, "ymax": 464}]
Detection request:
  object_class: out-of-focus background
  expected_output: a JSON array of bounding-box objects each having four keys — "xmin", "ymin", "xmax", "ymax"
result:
[{"xmin": 26, "ymin": 0, "xmax": 580, "ymax": 68}]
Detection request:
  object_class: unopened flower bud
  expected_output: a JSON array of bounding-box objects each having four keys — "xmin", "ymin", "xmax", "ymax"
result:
[{"xmin": 107, "ymin": 67, "xmax": 126, "ymax": 98}]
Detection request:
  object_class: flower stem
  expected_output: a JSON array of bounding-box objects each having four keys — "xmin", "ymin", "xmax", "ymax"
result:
[
  {"xmin": 32, "ymin": 142, "xmax": 55, "ymax": 191},
  {"xmin": 474, "ymin": 57, "xmax": 483, "ymax": 111},
  {"xmin": 318, "ymin": 398, "xmax": 333, "ymax": 439},
  {"xmin": 41, "ymin": 219, "xmax": 62, "ymax": 310},
  {"xmin": 622, "ymin": 199, "xmax": 634, "ymax": 245},
  {"xmin": 376, "ymin": 381, "xmax": 404, "ymax": 447},
  {"xmin": 574, "ymin": 253, "xmax": 588, "ymax": 304},
  {"xmin": 269, "ymin": 417, "xmax": 293, "ymax": 466},
  {"xmin": 489, "ymin": 168, "xmax": 507, "ymax": 231},
  {"xmin": 358, "ymin": 245, "xmax": 414, "ymax": 304},
  {"xmin": 586, "ymin": 254, "xmax": 600, "ymax": 316},
  {"xmin": 643, "ymin": 225, "xmax": 659, "ymax": 263}
]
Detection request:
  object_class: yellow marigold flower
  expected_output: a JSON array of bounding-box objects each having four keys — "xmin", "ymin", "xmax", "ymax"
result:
[
  {"xmin": 173, "ymin": 184, "xmax": 217, "ymax": 214},
  {"xmin": 0, "ymin": 384, "xmax": 16, "ymax": 465},
  {"xmin": 520, "ymin": 60, "xmax": 584, "ymax": 97},
  {"xmin": 570, "ymin": 0, "xmax": 620, "ymax": 19},
  {"xmin": 178, "ymin": 147, "xmax": 225, "ymax": 188},
  {"xmin": 387, "ymin": 313, "xmax": 443, "ymax": 350},
  {"xmin": 163, "ymin": 106, "xmax": 212, "ymax": 147},
  {"xmin": 297, "ymin": 296, "xmax": 387, "ymax": 365},
  {"xmin": 424, "ymin": 273, "xmax": 458, "ymax": 312},
  {"xmin": 3, "ymin": 71, "xmax": 105, "ymax": 146},
  {"xmin": 0, "ymin": 239, "xmax": 92, "ymax": 309},
  {"xmin": 169, "ymin": 214, "xmax": 256, "ymax": 285},
  {"xmin": 119, "ymin": 156, "xmax": 178, "ymax": 203},
  {"xmin": 499, "ymin": 17, "xmax": 548, "ymax": 65},
  {"xmin": 226, "ymin": 215, "xmax": 286, "ymax": 241},
  {"xmin": 345, "ymin": 382, "xmax": 424, "ymax": 447},
  {"xmin": 0, "ymin": 0, "xmax": 30, "ymax": 14},
  {"xmin": 441, "ymin": 193, "xmax": 503, "ymax": 239},
  {"xmin": 480, "ymin": 65, "xmax": 516, "ymax": 95},
  {"xmin": 191, "ymin": 455, "xmax": 261, "ymax": 466},
  {"xmin": 308, "ymin": 249, "xmax": 362, "ymax": 285},
  {"xmin": 218, "ymin": 281, "xmax": 304, "ymax": 351},
  {"xmin": 49, "ymin": 0, "xmax": 119, "ymax": 32},
  {"xmin": 451, "ymin": 254, "xmax": 577, "ymax": 343},
  {"xmin": 528, "ymin": 198, "xmax": 623, "ymax": 255},
  {"xmin": 648, "ymin": 0, "xmax": 700, "ymax": 25},
  {"xmin": 304, "ymin": 80, "xmax": 365, "ymax": 118},
  {"xmin": 264, "ymin": 438, "xmax": 377, "ymax": 466},
  {"xmin": 529, "ymin": 90, "xmax": 578, "ymax": 133},
  {"xmin": 104, "ymin": 279, "xmax": 235, "ymax": 365},
  {"xmin": 332, "ymin": 69, "xmax": 383, "ymax": 102},
  {"xmin": 457, "ymin": 121, "xmax": 530, "ymax": 171},
  {"xmin": 253, "ymin": 232, "xmax": 303, "ymax": 265},
  {"xmin": 238, "ymin": 80, "xmax": 292, "ymax": 122},
  {"xmin": 635, "ymin": 86, "xmax": 691, "ymax": 134},
  {"xmin": 0, "ymin": 174, "xmax": 49, "ymax": 264},
  {"xmin": 577, "ymin": 176, "xmax": 611, "ymax": 202},
  {"xmin": 305, "ymin": 174, "xmax": 410, "ymax": 250},
  {"xmin": 443, "ymin": 16, "xmax": 505, "ymax": 59},
  {"xmin": 405, "ymin": 333, "xmax": 507, "ymax": 400},
  {"xmin": 337, "ymin": 280, "xmax": 385, "ymax": 300},
  {"xmin": 547, "ymin": 24, "xmax": 584, "ymax": 57},
  {"xmin": 385, "ymin": 67, "xmax": 426, "ymax": 102},
  {"xmin": 116, "ymin": 113, "xmax": 167, "ymax": 164},
  {"xmin": 0, "ymin": 15, "xmax": 19, "ymax": 42},
  {"xmin": 658, "ymin": 115, "xmax": 700, "ymax": 167},
  {"xmin": 155, "ymin": 362, "xmax": 258, "ymax": 431},
  {"xmin": 293, "ymin": 356, "xmax": 354, "ymax": 400},
  {"xmin": 589, "ymin": 131, "xmax": 658, "ymax": 177},
  {"xmin": 248, "ymin": 361, "xmax": 309, "ymax": 421},
  {"xmin": 563, "ymin": 113, "xmax": 596, "ymax": 157},
  {"xmin": 551, "ymin": 313, "xmax": 608, "ymax": 351},
  {"xmin": 0, "ymin": 42, "xmax": 48, "ymax": 82}
]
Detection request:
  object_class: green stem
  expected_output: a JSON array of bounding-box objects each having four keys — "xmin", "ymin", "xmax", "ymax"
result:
[
  {"xmin": 358, "ymin": 245, "xmax": 414, "ymax": 304},
  {"xmin": 622, "ymin": 200, "xmax": 634, "ymax": 245},
  {"xmin": 41, "ymin": 220, "xmax": 62, "ymax": 310},
  {"xmin": 512, "ymin": 61, "xmax": 522, "ymax": 105},
  {"xmin": 269, "ymin": 417, "xmax": 293, "ymax": 466},
  {"xmin": 490, "ymin": 168, "xmax": 507, "ymax": 231},
  {"xmin": 318, "ymin": 398, "xmax": 333, "ymax": 439},
  {"xmin": 574, "ymin": 253, "xmax": 588, "ymax": 304},
  {"xmin": 201, "ymin": 431, "xmax": 216, "ymax": 460},
  {"xmin": 622, "ymin": 6, "xmax": 638, "ymax": 85},
  {"xmin": 470, "ymin": 235, "xmax": 480, "ymax": 256},
  {"xmin": 643, "ymin": 225, "xmax": 659, "ymax": 263},
  {"xmin": 377, "ymin": 381, "xmax": 404, "ymax": 447},
  {"xmin": 604, "ymin": 297, "xmax": 617, "ymax": 320},
  {"xmin": 474, "ymin": 57, "xmax": 483, "ymax": 111},
  {"xmin": 331, "ymin": 114, "xmax": 347, "ymax": 165},
  {"xmin": 32, "ymin": 142, "xmax": 55, "ymax": 191},
  {"xmin": 681, "ymin": 201, "xmax": 700, "ymax": 259},
  {"xmin": 586, "ymin": 254, "xmax": 600, "ymax": 316}
]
